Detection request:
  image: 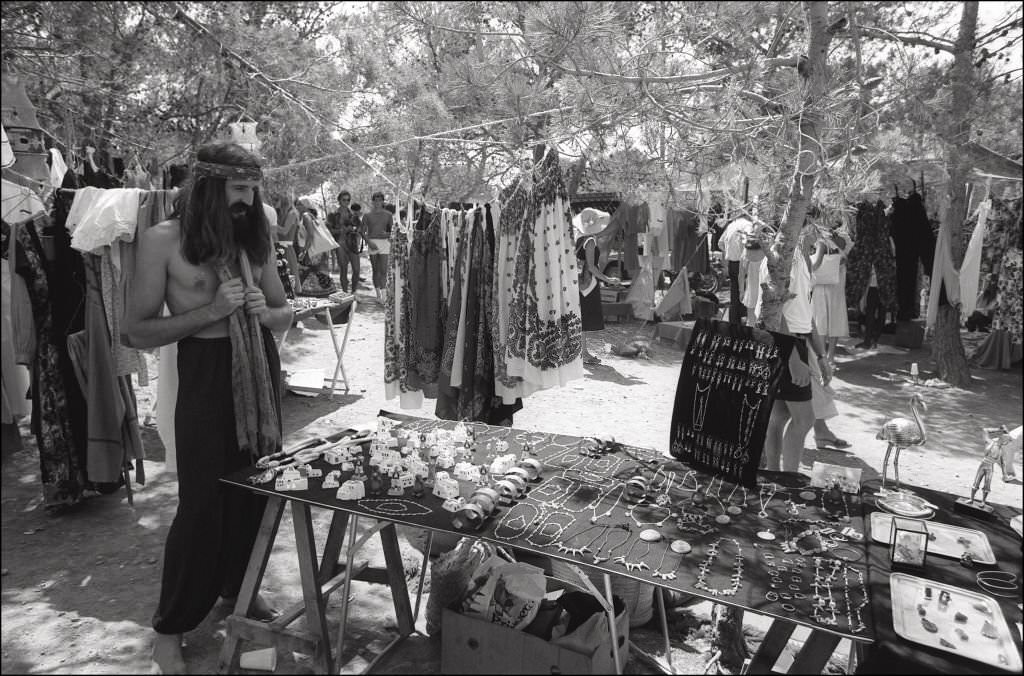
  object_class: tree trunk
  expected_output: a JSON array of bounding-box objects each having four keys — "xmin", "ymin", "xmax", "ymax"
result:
[
  {"xmin": 712, "ymin": 4, "xmax": 834, "ymax": 668},
  {"xmin": 932, "ymin": 1, "xmax": 978, "ymax": 388},
  {"xmin": 759, "ymin": 1, "xmax": 833, "ymax": 332}
]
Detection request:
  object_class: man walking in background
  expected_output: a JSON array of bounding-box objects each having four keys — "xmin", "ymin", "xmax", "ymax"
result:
[
  {"xmin": 364, "ymin": 191, "xmax": 393, "ymax": 302},
  {"xmin": 327, "ymin": 190, "xmax": 366, "ymax": 293}
]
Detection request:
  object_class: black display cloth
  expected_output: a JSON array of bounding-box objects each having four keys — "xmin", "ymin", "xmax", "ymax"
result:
[
  {"xmin": 222, "ymin": 411, "xmax": 875, "ymax": 644},
  {"xmin": 857, "ymin": 483, "xmax": 1023, "ymax": 674},
  {"xmin": 670, "ymin": 318, "xmax": 798, "ymax": 488}
]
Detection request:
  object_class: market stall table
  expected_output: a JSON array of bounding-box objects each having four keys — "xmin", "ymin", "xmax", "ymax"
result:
[
  {"xmin": 283, "ymin": 294, "xmax": 356, "ymax": 398},
  {"xmin": 857, "ymin": 482, "xmax": 1023, "ymax": 674},
  {"xmin": 218, "ymin": 412, "xmax": 877, "ymax": 674}
]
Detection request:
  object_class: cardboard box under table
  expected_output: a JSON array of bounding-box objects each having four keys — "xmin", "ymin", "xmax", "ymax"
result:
[{"xmin": 441, "ymin": 583, "xmax": 629, "ymax": 675}]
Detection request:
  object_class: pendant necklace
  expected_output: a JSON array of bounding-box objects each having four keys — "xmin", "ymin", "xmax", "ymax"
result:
[
  {"xmin": 614, "ymin": 539, "xmax": 653, "ymax": 573},
  {"xmin": 554, "ymin": 524, "xmax": 609, "ymax": 558},
  {"xmin": 694, "ymin": 537, "xmax": 745, "ymax": 597},
  {"xmin": 591, "ymin": 527, "xmax": 632, "ymax": 564},
  {"xmin": 693, "ymin": 381, "xmax": 712, "ymax": 431},
  {"xmin": 652, "ymin": 545, "xmax": 682, "ymax": 581},
  {"xmin": 724, "ymin": 481, "xmax": 748, "ymax": 515},
  {"xmin": 756, "ymin": 482, "xmax": 778, "ymax": 537},
  {"xmin": 627, "ymin": 499, "xmax": 674, "ymax": 528},
  {"xmin": 737, "ymin": 394, "xmax": 761, "ymax": 450},
  {"xmin": 588, "ymin": 484, "xmax": 624, "ymax": 523}
]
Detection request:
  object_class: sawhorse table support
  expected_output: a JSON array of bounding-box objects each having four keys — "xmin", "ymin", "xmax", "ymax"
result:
[{"xmin": 218, "ymin": 496, "xmax": 423, "ymax": 674}]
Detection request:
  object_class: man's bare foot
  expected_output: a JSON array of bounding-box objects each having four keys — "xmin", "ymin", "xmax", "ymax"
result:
[
  {"xmin": 220, "ymin": 593, "xmax": 279, "ymax": 621},
  {"xmin": 151, "ymin": 633, "xmax": 186, "ymax": 674}
]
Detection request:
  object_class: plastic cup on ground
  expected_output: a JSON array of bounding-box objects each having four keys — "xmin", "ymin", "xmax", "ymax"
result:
[{"xmin": 239, "ymin": 647, "xmax": 278, "ymax": 671}]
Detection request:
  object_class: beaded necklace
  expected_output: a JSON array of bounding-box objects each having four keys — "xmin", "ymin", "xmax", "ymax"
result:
[
  {"xmin": 757, "ymin": 482, "xmax": 777, "ymax": 518},
  {"xmin": 694, "ymin": 537, "xmax": 744, "ymax": 597},
  {"xmin": 525, "ymin": 511, "xmax": 575, "ymax": 548},
  {"xmin": 843, "ymin": 563, "xmax": 868, "ymax": 633},
  {"xmin": 614, "ymin": 539, "xmax": 653, "ymax": 573}
]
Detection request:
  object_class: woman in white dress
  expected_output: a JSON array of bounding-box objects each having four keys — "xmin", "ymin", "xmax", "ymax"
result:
[{"xmin": 810, "ymin": 220, "xmax": 852, "ymax": 367}]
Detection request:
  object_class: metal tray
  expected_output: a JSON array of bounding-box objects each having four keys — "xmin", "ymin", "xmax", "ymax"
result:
[
  {"xmin": 875, "ymin": 492, "xmax": 934, "ymax": 518},
  {"xmin": 871, "ymin": 513, "xmax": 997, "ymax": 565},
  {"xmin": 890, "ymin": 573, "xmax": 1021, "ymax": 672}
]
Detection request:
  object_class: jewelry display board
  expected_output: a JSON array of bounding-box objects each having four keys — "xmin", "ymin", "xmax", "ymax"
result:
[
  {"xmin": 669, "ymin": 318, "xmax": 798, "ymax": 488},
  {"xmin": 222, "ymin": 411, "xmax": 875, "ymax": 643}
]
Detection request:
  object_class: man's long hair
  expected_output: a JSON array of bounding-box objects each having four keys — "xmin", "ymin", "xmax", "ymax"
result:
[{"xmin": 173, "ymin": 143, "xmax": 271, "ymax": 266}]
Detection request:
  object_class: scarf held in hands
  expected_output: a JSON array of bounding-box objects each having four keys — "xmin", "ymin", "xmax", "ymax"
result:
[{"xmin": 215, "ymin": 254, "xmax": 281, "ymax": 462}]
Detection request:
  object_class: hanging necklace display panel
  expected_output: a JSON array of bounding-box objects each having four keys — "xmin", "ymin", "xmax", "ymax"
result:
[{"xmin": 669, "ymin": 318, "xmax": 796, "ymax": 488}]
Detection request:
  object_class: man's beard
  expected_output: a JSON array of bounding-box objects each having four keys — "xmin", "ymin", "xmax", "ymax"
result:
[{"xmin": 230, "ymin": 202, "xmax": 258, "ymax": 249}]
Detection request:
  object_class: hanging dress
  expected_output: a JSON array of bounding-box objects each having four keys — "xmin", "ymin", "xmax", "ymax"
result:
[{"xmin": 500, "ymin": 149, "xmax": 583, "ymax": 397}]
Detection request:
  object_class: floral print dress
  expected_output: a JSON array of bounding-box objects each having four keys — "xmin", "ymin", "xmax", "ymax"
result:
[
  {"xmin": 846, "ymin": 200, "xmax": 898, "ymax": 313},
  {"xmin": 493, "ymin": 149, "xmax": 583, "ymax": 401}
]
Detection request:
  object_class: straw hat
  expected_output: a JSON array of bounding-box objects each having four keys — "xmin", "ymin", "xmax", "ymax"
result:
[{"xmin": 573, "ymin": 207, "xmax": 611, "ymax": 238}]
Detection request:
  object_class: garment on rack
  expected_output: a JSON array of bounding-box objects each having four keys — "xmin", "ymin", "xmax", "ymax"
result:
[
  {"xmin": 70, "ymin": 253, "xmax": 145, "ymax": 485},
  {"xmin": 5, "ymin": 217, "xmax": 89, "ymax": 508},
  {"xmin": 66, "ymin": 187, "xmax": 145, "ymax": 258},
  {"xmin": 384, "ymin": 206, "xmax": 420, "ymax": 408},
  {"xmin": 1, "ymin": 257, "xmax": 31, "ymax": 422},
  {"xmin": 994, "ymin": 248, "xmax": 1022, "ymax": 345},
  {"xmin": 49, "ymin": 148, "xmax": 69, "ymax": 188},
  {"xmin": 494, "ymin": 151, "xmax": 583, "ymax": 402},
  {"xmin": 890, "ymin": 192, "xmax": 936, "ymax": 320},
  {"xmin": 978, "ymin": 196, "xmax": 1023, "ymax": 300},
  {"xmin": 959, "ymin": 198, "xmax": 989, "ymax": 319},
  {"xmin": 846, "ymin": 201, "xmax": 898, "ymax": 313},
  {"xmin": 669, "ymin": 208, "xmax": 708, "ymax": 275}
]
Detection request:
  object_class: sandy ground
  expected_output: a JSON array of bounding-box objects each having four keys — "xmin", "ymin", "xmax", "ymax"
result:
[{"xmin": 2, "ymin": 268, "xmax": 1021, "ymax": 674}]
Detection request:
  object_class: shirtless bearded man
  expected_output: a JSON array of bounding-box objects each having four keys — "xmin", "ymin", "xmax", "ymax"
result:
[{"xmin": 124, "ymin": 143, "xmax": 293, "ymax": 673}]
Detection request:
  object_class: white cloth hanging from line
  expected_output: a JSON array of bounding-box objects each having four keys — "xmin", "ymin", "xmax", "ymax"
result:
[
  {"xmin": 926, "ymin": 215, "xmax": 961, "ymax": 331},
  {"xmin": 66, "ymin": 187, "xmax": 146, "ymax": 269},
  {"xmin": 49, "ymin": 148, "xmax": 68, "ymax": 188},
  {"xmin": 959, "ymin": 198, "xmax": 989, "ymax": 319}
]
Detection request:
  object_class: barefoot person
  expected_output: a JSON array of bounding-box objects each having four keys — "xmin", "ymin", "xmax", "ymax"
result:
[{"xmin": 123, "ymin": 143, "xmax": 293, "ymax": 674}]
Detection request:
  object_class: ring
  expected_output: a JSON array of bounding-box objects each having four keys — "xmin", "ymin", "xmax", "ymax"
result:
[
  {"xmin": 781, "ymin": 603, "xmax": 796, "ymax": 612},
  {"xmin": 780, "ymin": 593, "xmax": 792, "ymax": 600},
  {"xmin": 794, "ymin": 593, "xmax": 806, "ymax": 599},
  {"xmin": 766, "ymin": 592, "xmax": 779, "ymax": 602},
  {"xmin": 792, "ymin": 576, "xmax": 803, "ymax": 582},
  {"xmin": 789, "ymin": 584, "xmax": 801, "ymax": 591}
]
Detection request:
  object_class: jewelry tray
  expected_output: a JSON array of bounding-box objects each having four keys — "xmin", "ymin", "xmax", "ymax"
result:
[
  {"xmin": 890, "ymin": 573, "xmax": 1021, "ymax": 672},
  {"xmin": 871, "ymin": 513, "xmax": 996, "ymax": 565}
]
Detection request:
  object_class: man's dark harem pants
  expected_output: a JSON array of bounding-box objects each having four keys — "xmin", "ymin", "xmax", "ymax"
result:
[{"xmin": 152, "ymin": 329, "xmax": 281, "ymax": 635}]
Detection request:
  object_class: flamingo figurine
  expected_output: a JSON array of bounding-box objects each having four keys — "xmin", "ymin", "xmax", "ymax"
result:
[{"xmin": 876, "ymin": 394, "xmax": 927, "ymax": 495}]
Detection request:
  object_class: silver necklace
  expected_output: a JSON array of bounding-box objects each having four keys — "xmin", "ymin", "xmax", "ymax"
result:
[
  {"xmin": 525, "ymin": 511, "xmax": 575, "ymax": 548},
  {"xmin": 588, "ymin": 484, "xmax": 624, "ymax": 523},
  {"xmin": 738, "ymin": 394, "xmax": 761, "ymax": 450},
  {"xmin": 627, "ymin": 499, "xmax": 674, "ymax": 528},
  {"xmin": 652, "ymin": 546, "xmax": 680, "ymax": 581},
  {"xmin": 554, "ymin": 524, "xmax": 609, "ymax": 558},
  {"xmin": 591, "ymin": 527, "xmax": 632, "ymax": 564},
  {"xmin": 614, "ymin": 539, "xmax": 653, "ymax": 573},
  {"xmin": 493, "ymin": 502, "xmax": 539, "ymax": 541},
  {"xmin": 694, "ymin": 537, "xmax": 744, "ymax": 597},
  {"xmin": 693, "ymin": 381, "xmax": 712, "ymax": 431},
  {"xmin": 757, "ymin": 482, "xmax": 777, "ymax": 518}
]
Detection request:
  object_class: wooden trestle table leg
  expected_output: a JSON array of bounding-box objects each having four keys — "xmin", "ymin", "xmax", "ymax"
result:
[
  {"xmin": 217, "ymin": 496, "xmax": 286, "ymax": 673},
  {"xmin": 292, "ymin": 501, "xmax": 335, "ymax": 673}
]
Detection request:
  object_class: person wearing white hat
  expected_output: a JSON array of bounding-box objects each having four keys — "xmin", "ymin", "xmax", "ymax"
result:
[{"xmin": 574, "ymin": 208, "xmax": 619, "ymax": 365}]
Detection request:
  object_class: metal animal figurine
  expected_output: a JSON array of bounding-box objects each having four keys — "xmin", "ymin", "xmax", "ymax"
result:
[{"xmin": 877, "ymin": 394, "xmax": 927, "ymax": 495}]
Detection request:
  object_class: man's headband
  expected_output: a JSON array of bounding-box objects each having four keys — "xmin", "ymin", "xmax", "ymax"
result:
[{"xmin": 193, "ymin": 161, "xmax": 263, "ymax": 182}]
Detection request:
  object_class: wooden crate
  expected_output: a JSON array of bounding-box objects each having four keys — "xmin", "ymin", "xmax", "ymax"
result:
[{"xmin": 441, "ymin": 604, "xmax": 628, "ymax": 674}]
